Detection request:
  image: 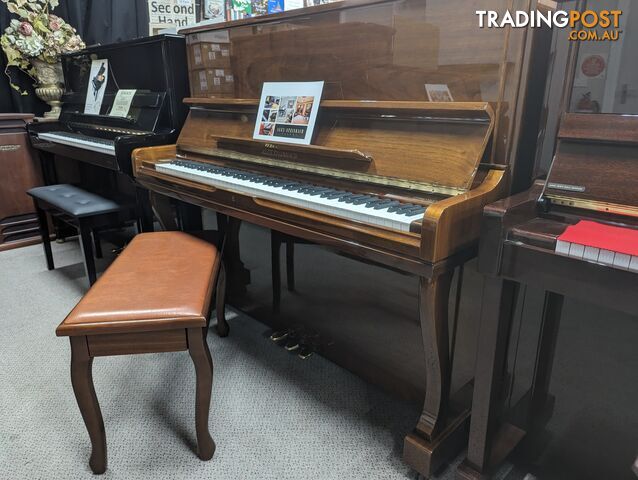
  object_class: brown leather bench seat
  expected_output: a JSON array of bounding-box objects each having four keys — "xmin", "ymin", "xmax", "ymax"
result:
[{"xmin": 56, "ymin": 231, "xmax": 228, "ymax": 474}]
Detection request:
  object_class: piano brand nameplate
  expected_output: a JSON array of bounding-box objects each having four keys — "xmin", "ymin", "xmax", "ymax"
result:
[{"xmin": 546, "ymin": 182, "xmax": 585, "ymax": 193}]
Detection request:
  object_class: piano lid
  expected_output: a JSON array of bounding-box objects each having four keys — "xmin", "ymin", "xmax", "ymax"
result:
[
  {"xmin": 543, "ymin": 113, "xmax": 638, "ymax": 218},
  {"xmin": 178, "ymin": 98, "xmax": 494, "ymax": 195},
  {"xmin": 58, "ymin": 34, "xmax": 189, "ymax": 133},
  {"xmin": 180, "ymin": 0, "xmax": 549, "ymax": 177}
]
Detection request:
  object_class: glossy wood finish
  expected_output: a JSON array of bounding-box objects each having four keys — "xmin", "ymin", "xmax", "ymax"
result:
[
  {"xmin": 134, "ymin": 1, "xmax": 552, "ymax": 476},
  {"xmin": 178, "ymin": 100, "xmax": 494, "ymax": 195},
  {"xmin": 0, "ymin": 114, "xmax": 43, "ymax": 250},
  {"xmin": 461, "ymin": 113, "xmax": 638, "ymax": 478},
  {"xmin": 543, "ymin": 114, "xmax": 638, "ymax": 217}
]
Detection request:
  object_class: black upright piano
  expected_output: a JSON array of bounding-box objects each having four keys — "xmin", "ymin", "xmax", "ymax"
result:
[{"xmin": 28, "ymin": 34, "xmax": 189, "ymax": 231}]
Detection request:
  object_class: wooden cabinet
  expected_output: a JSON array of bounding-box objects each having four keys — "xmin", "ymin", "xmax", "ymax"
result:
[{"xmin": 0, "ymin": 114, "xmax": 43, "ymax": 251}]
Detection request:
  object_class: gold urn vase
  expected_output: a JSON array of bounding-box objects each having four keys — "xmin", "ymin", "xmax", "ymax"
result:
[{"xmin": 30, "ymin": 59, "xmax": 64, "ymax": 119}]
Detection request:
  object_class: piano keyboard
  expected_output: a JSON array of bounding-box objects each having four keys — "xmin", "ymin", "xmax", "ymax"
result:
[
  {"xmin": 555, "ymin": 220, "xmax": 638, "ymax": 273},
  {"xmin": 156, "ymin": 160, "xmax": 427, "ymax": 232},
  {"xmin": 38, "ymin": 131, "xmax": 115, "ymax": 156}
]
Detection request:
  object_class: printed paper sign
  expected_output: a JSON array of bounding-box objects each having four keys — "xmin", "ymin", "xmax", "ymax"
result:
[
  {"xmin": 148, "ymin": 0, "xmax": 196, "ymax": 34},
  {"xmin": 425, "ymin": 84, "xmax": 454, "ymax": 102},
  {"xmin": 109, "ymin": 89, "xmax": 137, "ymax": 117},
  {"xmin": 253, "ymin": 81, "xmax": 324, "ymax": 145},
  {"xmin": 84, "ymin": 59, "xmax": 109, "ymax": 115}
]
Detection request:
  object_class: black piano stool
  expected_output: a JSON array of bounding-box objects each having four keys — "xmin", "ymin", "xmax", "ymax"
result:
[{"xmin": 28, "ymin": 184, "xmax": 136, "ymax": 287}]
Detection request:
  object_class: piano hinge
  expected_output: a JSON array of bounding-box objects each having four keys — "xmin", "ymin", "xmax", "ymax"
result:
[{"xmin": 545, "ymin": 194, "xmax": 638, "ymax": 218}]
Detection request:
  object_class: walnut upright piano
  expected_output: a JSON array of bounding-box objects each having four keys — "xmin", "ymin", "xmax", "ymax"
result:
[{"xmin": 132, "ymin": 0, "xmax": 551, "ymax": 475}]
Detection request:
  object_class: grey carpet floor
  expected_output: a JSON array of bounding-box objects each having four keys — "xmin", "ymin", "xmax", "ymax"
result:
[{"xmin": 0, "ymin": 240, "xmax": 473, "ymax": 480}]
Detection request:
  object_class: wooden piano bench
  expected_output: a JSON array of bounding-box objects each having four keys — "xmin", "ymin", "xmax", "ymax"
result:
[
  {"xmin": 55, "ymin": 231, "xmax": 228, "ymax": 474},
  {"xmin": 27, "ymin": 184, "xmax": 137, "ymax": 287}
]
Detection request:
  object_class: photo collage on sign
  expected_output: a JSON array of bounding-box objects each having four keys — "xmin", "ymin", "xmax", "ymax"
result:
[{"xmin": 258, "ymin": 95, "xmax": 315, "ymax": 137}]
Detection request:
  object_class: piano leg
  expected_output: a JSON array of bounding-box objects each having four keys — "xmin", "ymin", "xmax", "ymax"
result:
[
  {"xmin": 149, "ymin": 192, "xmax": 179, "ymax": 231},
  {"xmin": 223, "ymin": 218, "xmax": 251, "ymax": 300},
  {"xmin": 135, "ymin": 187, "xmax": 155, "ymax": 233},
  {"xmin": 404, "ymin": 270, "xmax": 471, "ymax": 477},
  {"xmin": 457, "ymin": 284, "xmax": 563, "ymax": 480},
  {"xmin": 457, "ymin": 277, "xmax": 520, "ymax": 479}
]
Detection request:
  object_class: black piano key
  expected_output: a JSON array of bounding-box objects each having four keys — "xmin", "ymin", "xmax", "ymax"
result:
[
  {"xmin": 402, "ymin": 207, "xmax": 426, "ymax": 216},
  {"xmin": 392, "ymin": 204, "xmax": 416, "ymax": 213},
  {"xmin": 352, "ymin": 196, "xmax": 375, "ymax": 205},
  {"xmin": 364, "ymin": 199, "xmax": 393, "ymax": 208},
  {"xmin": 319, "ymin": 189, "xmax": 340, "ymax": 198},
  {"xmin": 324, "ymin": 191, "xmax": 348, "ymax": 199},
  {"xmin": 374, "ymin": 200, "xmax": 401, "ymax": 210},
  {"xmin": 307, "ymin": 187, "xmax": 333, "ymax": 196},
  {"xmin": 342, "ymin": 195, "xmax": 373, "ymax": 203}
]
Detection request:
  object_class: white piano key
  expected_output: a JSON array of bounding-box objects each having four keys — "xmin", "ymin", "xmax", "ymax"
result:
[
  {"xmin": 555, "ymin": 240, "xmax": 570, "ymax": 255},
  {"xmin": 612, "ymin": 253, "xmax": 631, "ymax": 270},
  {"xmin": 38, "ymin": 132, "xmax": 115, "ymax": 156},
  {"xmin": 583, "ymin": 246, "xmax": 600, "ymax": 262},
  {"xmin": 597, "ymin": 249, "xmax": 616, "ymax": 266},
  {"xmin": 156, "ymin": 161, "xmax": 424, "ymax": 233},
  {"xmin": 567, "ymin": 243, "xmax": 585, "ymax": 259},
  {"xmin": 628, "ymin": 256, "xmax": 638, "ymax": 273}
]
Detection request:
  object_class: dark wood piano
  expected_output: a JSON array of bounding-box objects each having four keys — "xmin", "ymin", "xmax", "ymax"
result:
[
  {"xmin": 28, "ymin": 34, "xmax": 189, "ymax": 231},
  {"xmin": 458, "ymin": 93, "xmax": 638, "ymax": 479},
  {"xmin": 132, "ymin": 0, "xmax": 552, "ymax": 475}
]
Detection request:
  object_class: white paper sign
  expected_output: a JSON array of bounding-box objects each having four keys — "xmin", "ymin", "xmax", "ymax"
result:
[
  {"xmin": 84, "ymin": 59, "xmax": 109, "ymax": 115},
  {"xmin": 109, "ymin": 89, "xmax": 137, "ymax": 117},
  {"xmin": 253, "ymin": 82, "xmax": 324, "ymax": 145},
  {"xmin": 148, "ymin": 0, "xmax": 196, "ymax": 35}
]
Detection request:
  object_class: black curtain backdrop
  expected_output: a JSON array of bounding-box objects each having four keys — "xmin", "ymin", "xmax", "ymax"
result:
[{"xmin": 0, "ymin": 0, "xmax": 149, "ymax": 114}]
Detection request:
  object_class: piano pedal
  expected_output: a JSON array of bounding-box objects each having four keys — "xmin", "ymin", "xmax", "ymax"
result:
[
  {"xmin": 111, "ymin": 244, "xmax": 127, "ymax": 255},
  {"xmin": 297, "ymin": 344, "xmax": 313, "ymax": 360},
  {"xmin": 284, "ymin": 338, "xmax": 300, "ymax": 351},
  {"xmin": 270, "ymin": 329, "xmax": 290, "ymax": 342}
]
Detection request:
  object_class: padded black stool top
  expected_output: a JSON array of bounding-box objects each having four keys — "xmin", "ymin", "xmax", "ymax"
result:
[{"xmin": 28, "ymin": 184, "xmax": 123, "ymax": 218}]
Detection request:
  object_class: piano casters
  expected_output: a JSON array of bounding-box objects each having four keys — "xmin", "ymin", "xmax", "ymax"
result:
[
  {"xmin": 404, "ymin": 269, "xmax": 470, "ymax": 478},
  {"xmin": 458, "ymin": 280, "xmax": 563, "ymax": 480}
]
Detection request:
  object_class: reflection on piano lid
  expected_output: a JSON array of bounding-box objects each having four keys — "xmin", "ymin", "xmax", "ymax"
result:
[{"xmin": 28, "ymin": 35, "xmax": 189, "ymax": 176}]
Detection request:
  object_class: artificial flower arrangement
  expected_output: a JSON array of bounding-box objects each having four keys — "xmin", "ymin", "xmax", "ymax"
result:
[{"xmin": 1, "ymin": 0, "xmax": 85, "ymax": 93}]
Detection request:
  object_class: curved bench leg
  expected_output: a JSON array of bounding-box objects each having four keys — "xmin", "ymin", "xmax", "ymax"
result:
[
  {"xmin": 70, "ymin": 336, "xmax": 107, "ymax": 474},
  {"xmin": 215, "ymin": 264, "xmax": 229, "ymax": 337},
  {"xmin": 187, "ymin": 328, "xmax": 216, "ymax": 461}
]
